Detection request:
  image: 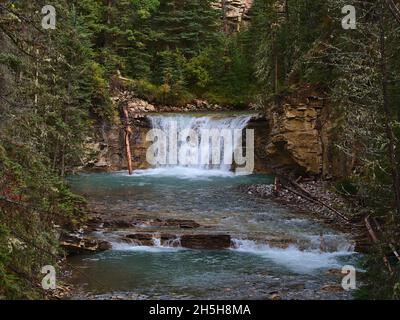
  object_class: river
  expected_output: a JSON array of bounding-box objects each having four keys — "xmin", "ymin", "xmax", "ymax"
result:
[{"xmin": 66, "ymin": 114, "xmax": 359, "ymax": 300}]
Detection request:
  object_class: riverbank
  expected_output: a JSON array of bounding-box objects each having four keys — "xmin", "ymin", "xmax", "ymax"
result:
[{"xmin": 242, "ymin": 179, "xmax": 368, "ymax": 252}]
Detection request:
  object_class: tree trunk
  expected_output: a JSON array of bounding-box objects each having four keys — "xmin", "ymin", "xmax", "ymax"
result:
[
  {"xmin": 34, "ymin": 48, "xmax": 39, "ymax": 108},
  {"xmin": 285, "ymin": 0, "xmax": 289, "ymax": 21},
  {"xmin": 123, "ymin": 106, "xmax": 133, "ymax": 175},
  {"xmin": 380, "ymin": 4, "xmax": 400, "ymax": 217},
  {"xmin": 104, "ymin": 0, "xmax": 113, "ymax": 47},
  {"xmin": 365, "ymin": 216, "xmax": 394, "ymax": 274},
  {"xmin": 60, "ymin": 143, "xmax": 65, "ymax": 177},
  {"xmin": 222, "ymin": 0, "xmax": 228, "ymax": 33},
  {"xmin": 107, "ymin": 0, "xmax": 112, "ymax": 25}
]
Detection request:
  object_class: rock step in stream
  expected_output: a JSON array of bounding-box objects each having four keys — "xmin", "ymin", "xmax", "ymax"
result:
[
  {"xmin": 61, "ymin": 217, "xmax": 237, "ymax": 254},
  {"xmin": 123, "ymin": 233, "xmax": 232, "ymax": 250}
]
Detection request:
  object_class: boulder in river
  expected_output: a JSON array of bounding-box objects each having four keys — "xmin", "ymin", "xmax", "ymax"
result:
[
  {"xmin": 180, "ymin": 234, "xmax": 231, "ymax": 250},
  {"xmin": 60, "ymin": 233, "xmax": 111, "ymax": 255},
  {"xmin": 121, "ymin": 233, "xmax": 231, "ymax": 250},
  {"xmin": 124, "ymin": 233, "xmax": 155, "ymax": 246}
]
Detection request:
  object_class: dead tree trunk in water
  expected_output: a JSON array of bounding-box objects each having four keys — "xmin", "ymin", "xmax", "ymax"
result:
[{"xmin": 123, "ymin": 106, "xmax": 133, "ymax": 175}]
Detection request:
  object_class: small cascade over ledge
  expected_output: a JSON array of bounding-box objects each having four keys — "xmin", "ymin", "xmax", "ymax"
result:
[
  {"xmin": 146, "ymin": 114, "xmax": 253, "ymax": 174},
  {"xmin": 85, "ymin": 111, "xmax": 270, "ymax": 174}
]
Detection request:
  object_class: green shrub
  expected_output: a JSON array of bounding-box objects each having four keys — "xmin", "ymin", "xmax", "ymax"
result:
[{"xmin": 0, "ymin": 142, "xmax": 86, "ymax": 299}]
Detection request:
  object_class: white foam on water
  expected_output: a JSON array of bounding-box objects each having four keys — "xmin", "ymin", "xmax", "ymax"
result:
[
  {"xmin": 284, "ymin": 218, "xmax": 309, "ymax": 225},
  {"xmin": 124, "ymin": 167, "xmax": 236, "ymax": 179},
  {"xmin": 147, "ymin": 115, "xmax": 252, "ymax": 174},
  {"xmin": 116, "ymin": 114, "xmax": 254, "ymax": 178},
  {"xmin": 111, "ymin": 241, "xmax": 183, "ymax": 253},
  {"xmin": 306, "ymin": 234, "xmax": 356, "ymax": 252},
  {"xmin": 231, "ymin": 239, "xmax": 355, "ymax": 274},
  {"xmin": 111, "ymin": 236, "xmax": 183, "ymax": 253}
]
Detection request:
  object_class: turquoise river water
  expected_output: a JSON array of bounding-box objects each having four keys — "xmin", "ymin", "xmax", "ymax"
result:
[{"xmin": 67, "ymin": 168, "xmax": 359, "ymax": 300}]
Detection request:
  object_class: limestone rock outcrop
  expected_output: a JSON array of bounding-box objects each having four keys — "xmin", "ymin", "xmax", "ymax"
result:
[
  {"xmin": 121, "ymin": 233, "xmax": 232, "ymax": 250},
  {"xmin": 266, "ymin": 97, "xmax": 323, "ymax": 174},
  {"xmin": 180, "ymin": 234, "xmax": 232, "ymax": 250},
  {"xmin": 265, "ymin": 86, "xmax": 350, "ymax": 177},
  {"xmin": 60, "ymin": 233, "xmax": 111, "ymax": 255},
  {"xmin": 81, "ymin": 92, "xmax": 270, "ymax": 174},
  {"xmin": 213, "ymin": 0, "xmax": 254, "ymax": 31}
]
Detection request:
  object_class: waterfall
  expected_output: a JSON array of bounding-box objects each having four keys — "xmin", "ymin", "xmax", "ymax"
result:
[{"xmin": 147, "ymin": 115, "xmax": 252, "ymax": 173}]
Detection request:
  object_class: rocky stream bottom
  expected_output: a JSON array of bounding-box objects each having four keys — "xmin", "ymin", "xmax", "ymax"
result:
[{"xmin": 63, "ymin": 169, "xmax": 361, "ymax": 300}]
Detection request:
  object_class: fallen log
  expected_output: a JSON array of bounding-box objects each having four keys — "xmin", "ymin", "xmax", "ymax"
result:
[
  {"xmin": 276, "ymin": 174, "xmax": 351, "ymax": 223},
  {"xmin": 290, "ymin": 177, "xmax": 351, "ymax": 222},
  {"xmin": 372, "ymin": 217, "xmax": 400, "ymax": 263},
  {"xmin": 122, "ymin": 105, "xmax": 133, "ymax": 175},
  {"xmin": 364, "ymin": 216, "xmax": 393, "ymax": 274}
]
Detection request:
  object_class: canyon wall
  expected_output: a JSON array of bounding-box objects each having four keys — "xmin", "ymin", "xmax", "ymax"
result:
[
  {"xmin": 83, "ymin": 90, "xmax": 350, "ymax": 178},
  {"xmin": 265, "ymin": 86, "xmax": 351, "ymax": 178},
  {"xmin": 82, "ymin": 97, "xmax": 270, "ymax": 174}
]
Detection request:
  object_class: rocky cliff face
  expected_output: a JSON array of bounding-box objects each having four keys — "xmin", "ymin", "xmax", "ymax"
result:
[
  {"xmin": 83, "ymin": 86, "xmax": 349, "ymax": 177},
  {"xmin": 213, "ymin": 0, "xmax": 254, "ymax": 32},
  {"xmin": 82, "ymin": 96, "xmax": 270, "ymax": 174},
  {"xmin": 82, "ymin": 119, "xmax": 151, "ymax": 172},
  {"xmin": 265, "ymin": 86, "xmax": 350, "ymax": 177}
]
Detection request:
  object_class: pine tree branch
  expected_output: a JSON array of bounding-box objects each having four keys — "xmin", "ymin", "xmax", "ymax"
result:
[{"xmin": 384, "ymin": 0, "xmax": 400, "ymax": 25}]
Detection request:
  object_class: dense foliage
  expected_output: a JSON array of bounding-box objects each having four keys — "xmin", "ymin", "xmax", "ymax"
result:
[
  {"xmin": 251, "ymin": 0, "xmax": 400, "ymax": 298},
  {"xmin": 1, "ymin": 0, "xmax": 400, "ymax": 299},
  {"xmin": 0, "ymin": 0, "xmax": 91, "ymax": 298},
  {"xmin": 71, "ymin": 0, "xmax": 257, "ymax": 106}
]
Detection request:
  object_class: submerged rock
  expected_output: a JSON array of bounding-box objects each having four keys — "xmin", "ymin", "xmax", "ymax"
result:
[
  {"xmin": 124, "ymin": 233, "xmax": 155, "ymax": 246},
  {"xmin": 102, "ymin": 217, "xmax": 201, "ymax": 229},
  {"xmin": 150, "ymin": 218, "xmax": 201, "ymax": 229},
  {"xmin": 269, "ymin": 293, "xmax": 282, "ymax": 300},
  {"xmin": 121, "ymin": 232, "xmax": 231, "ymax": 250},
  {"xmin": 103, "ymin": 220, "xmax": 133, "ymax": 228},
  {"xmin": 321, "ymin": 284, "xmax": 344, "ymax": 293},
  {"xmin": 180, "ymin": 234, "xmax": 231, "ymax": 250}
]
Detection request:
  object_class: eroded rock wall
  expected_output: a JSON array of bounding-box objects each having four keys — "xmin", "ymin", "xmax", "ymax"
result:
[
  {"xmin": 82, "ymin": 119, "xmax": 151, "ymax": 172},
  {"xmin": 82, "ymin": 99, "xmax": 270, "ymax": 174},
  {"xmin": 82, "ymin": 88, "xmax": 349, "ymax": 177},
  {"xmin": 265, "ymin": 86, "xmax": 350, "ymax": 177}
]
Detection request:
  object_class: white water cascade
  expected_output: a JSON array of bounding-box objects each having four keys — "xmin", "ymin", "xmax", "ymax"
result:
[{"xmin": 146, "ymin": 115, "xmax": 253, "ymax": 174}]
